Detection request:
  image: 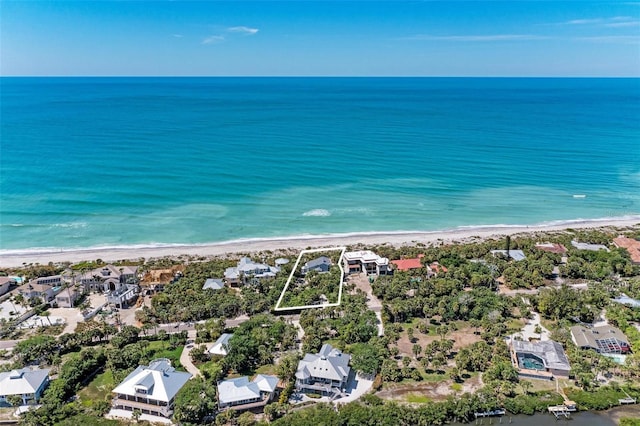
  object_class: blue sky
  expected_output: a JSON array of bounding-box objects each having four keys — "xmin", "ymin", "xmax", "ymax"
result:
[{"xmin": 1, "ymin": 1, "xmax": 639, "ymax": 76}]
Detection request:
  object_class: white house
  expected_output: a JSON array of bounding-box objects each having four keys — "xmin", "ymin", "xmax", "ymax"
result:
[
  {"xmin": 209, "ymin": 333, "xmax": 233, "ymax": 356},
  {"xmin": 18, "ymin": 282, "xmax": 56, "ymax": 304},
  {"xmin": 342, "ymin": 250, "xmax": 390, "ymax": 276},
  {"xmin": 80, "ymin": 264, "xmax": 139, "ymax": 293},
  {"xmin": 0, "ymin": 367, "xmax": 50, "ymax": 406},
  {"xmin": 224, "ymin": 257, "xmax": 280, "ymax": 286},
  {"xmin": 217, "ymin": 374, "xmax": 279, "ymax": 411},
  {"xmin": 110, "ymin": 358, "xmax": 191, "ymax": 421},
  {"xmin": 301, "ymin": 256, "xmax": 332, "ymax": 275},
  {"xmin": 295, "ymin": 344, "xmax": 351, "ymax": 396}
]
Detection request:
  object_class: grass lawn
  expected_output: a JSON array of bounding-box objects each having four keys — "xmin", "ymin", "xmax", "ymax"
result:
[
  {"xmin": 255, "ymin": 364, "xmax": 277, "ymax": 375},
  {"xmin": 146, "ymin": 340, "xmax": 184, "ymax": 369},
  {"xmin": 78, "ymin": 370, "xmax": 115, "ymax": 406},
  {"xmin": 406, "ymin": 394, "xmax": 431, "ymax": 403}
]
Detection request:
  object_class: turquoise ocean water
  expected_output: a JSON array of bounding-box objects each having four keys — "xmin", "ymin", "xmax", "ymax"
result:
[{"xmin": 1, "ymin": 78, "xmax": 639, "ymax": 252}]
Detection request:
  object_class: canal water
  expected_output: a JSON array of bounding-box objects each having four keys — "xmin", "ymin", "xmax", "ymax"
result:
[{"xmin": 450, "ymin": 405, "xmax": 639, "ymax": 426}]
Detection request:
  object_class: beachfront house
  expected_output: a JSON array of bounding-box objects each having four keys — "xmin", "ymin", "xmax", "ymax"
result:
[
  {"xmin": 301, "ymin": 256, "xmax": 332, "ymax": 275},
  {"xmin": 570, "ymin": 325, "xmax": 631, "ymax": 355},
  {"xmin": 0, "ymin": 277, "xmax": 15, "ymax": 297},
  {"xmin": 110, "ymin": 358, "xmax": 191, "ymax": 421},
  {"xmin": 613, "ymin": 236, "xmax": 640, "ymax": 264},
  {"xmin": 509, "ymin": 340, "xmax": 570, "ymax": 380},
  {"xmin": 209, "ymin": 333, "xmax": 233, "ymax": 356},
  {"xmin": 80, "ymin": 264, "xmax": 139, "ymax": 293},
  {"xmin": 217, "ymin": 374, "xmax": 279, "ymax": 411},
  {"xmin": 18, "ymin": 281, "xmax": 56, "ymax": 304},
  {"xmin": 295, "ymin": 344, "xmax": 351, "ymax": 397},
  {"xmin": 0, "ymin": 367, "xmax": 51, "ymax": 406},
  {"xmin": 342, "ymin": 250, "xmax": 390, "ymax": 276},
  {"xmin": 391, "ymin": 256, "xmax": 449, "ymax": 277},
  {"xmin": 224, "ymin": 257, "xmax": 280, "ymax": 286}
]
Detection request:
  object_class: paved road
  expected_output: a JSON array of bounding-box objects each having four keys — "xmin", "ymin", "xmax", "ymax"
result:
[
  {"xmin": 179, "ymin": 330, "xmax": 201, "ymax": 378},
  {"xmin": 0, "ymin": 340, "xmax": 20, "ymax": 351}
]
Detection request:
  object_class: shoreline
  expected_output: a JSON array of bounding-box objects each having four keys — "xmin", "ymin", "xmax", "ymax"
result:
[{"xmin": 1, "ymin": 216, "xmax": 638, "ymax": 268}]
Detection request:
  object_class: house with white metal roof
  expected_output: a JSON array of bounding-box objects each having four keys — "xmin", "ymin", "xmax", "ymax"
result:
[
  {"xmin": 491, "ymin": 249, "xmax": 527, "ymax": 261},
  {"xmin": 110, "ymin": 358, "xmax": 191, "ymax": 420},
  {"xmin": 0, "ymin": 367, "xmax": 50, "ymax": 406},
  {"xmin": 224, "ymin": 257, "xmax": 280, "ymax": 285},
  {"xmin": 209, "ymin": 333, "xmax": 233, "ymax": 356},
  {"xmin": 217, "ymin": 374, "xmax": 279, "ymax": 411},
  {"xmin": 295, "ymin": 344, "xmax": 351, "ymax": 396},
  {"xmin": 203, "ymin": 278, "xmax": 225, "ymax": 291}
]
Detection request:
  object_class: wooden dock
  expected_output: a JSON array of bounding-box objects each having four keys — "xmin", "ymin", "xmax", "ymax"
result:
[
  {"xmin": 474, "ymin": 409, "xmax": 506, "ymax": 418},
  {"xmin": 548, "ymin": 405, "xmax": 571, "ymax": 419}
]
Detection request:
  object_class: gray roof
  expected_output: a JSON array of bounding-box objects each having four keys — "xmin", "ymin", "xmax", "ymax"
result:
[
  {"xmin": 512, "ymin": 340, "xmax": 570, "ymax": 371},
  {"xmin": 296, "ymin": 343, "xmax": 351, "ymax": 382},
  {"xmin": 570, "ymin": 325, "xmax": 629, "ymax": 349},
  {"xmin": 571, "ymin": 241, "xmax": 610, "ymax": 252},
  {"xmin": 0, "ymin": 368, "xmax": 50, "ymax": 396},
  {"xmin": 491, "ymin": 250, "xmax": 527, "ymax": 261},
  {"xmin": 302, "ymin": 256, "xmax": 332, "ymax": 273},
  {"xmin": 612, "ymin": 294, "xmax": 640, "ymax": 308},
  {"xmin": 203, "ymin": 278, "xmax": 225, "ymax": 291}
]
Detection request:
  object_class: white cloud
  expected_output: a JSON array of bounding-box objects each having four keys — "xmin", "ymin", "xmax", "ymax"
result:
[
  {"xmin": 172, "ymin": 34, "xmax": 184, "ymax": 38},
  {"xmin": 401, "ymin": 34, "xmax": 550, "ymax": 42},
  {"xmin": 202, "ymin": 35, "xmax": 225, "ymax": 44},
  {"xmin": 566, "ymin": 19, "xmax": 603, "ymax": 25},
  {"xmin": 604, "ymin": 20, "xmax": 640, "ymax": 27},
  {"xmin": 574, "ymin": 35, "xmax": 640, "ymax": 43},
  {"xmin": 227, "ymin": 26, "xmax": 259, "ymax": 35}
]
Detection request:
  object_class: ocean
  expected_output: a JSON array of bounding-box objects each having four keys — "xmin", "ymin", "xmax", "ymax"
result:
[{"xmin": 1, "ymin": 77, "xmax": 639, "ymax": 252}]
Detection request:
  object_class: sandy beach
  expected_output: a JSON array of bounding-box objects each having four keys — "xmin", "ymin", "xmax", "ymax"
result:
[{"xmin": 1, "ymin": 217, "xmax": 638, "ymax": 268}]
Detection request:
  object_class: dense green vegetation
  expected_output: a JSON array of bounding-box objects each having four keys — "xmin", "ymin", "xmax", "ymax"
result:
[{"xmin": 4, "ymin": 227, "xmax": 640, "ymax": 425}]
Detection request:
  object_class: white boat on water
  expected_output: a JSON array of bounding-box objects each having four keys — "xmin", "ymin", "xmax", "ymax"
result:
[{"xmin": 573, "ymin": 194, "xmax": 586, "ymax": 198}]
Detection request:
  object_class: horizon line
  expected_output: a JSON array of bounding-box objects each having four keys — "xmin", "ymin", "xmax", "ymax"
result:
[{"xmin": 1, "ymin": 75, "xmax": 639, "ymax": 79}]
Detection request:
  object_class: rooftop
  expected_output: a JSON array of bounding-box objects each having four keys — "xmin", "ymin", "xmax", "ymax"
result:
[
  {"xmin": 343, "ymin": 250, "xmax": 389, "ymax": 265},
  {"xmin": 112, "ymin": 358, "xmax": 191, "ymax": 403},
  {"xmin": 209, "ymin": 333, "xmax": 233, "ymax": 356},
  {"xmin": 512, "ymin": 340, "xmax": 571, "ymax": 371},
  {"xmin": 491, "ymin": 249, "xmax": 527, "ymax": 261},
  {"xmin": 570, "ymin": 325, "xmax": 630, "ymax": 353},
  {"xmin": 0, "ymin": 367, "xmax": 50, "ymax": 396},
  {"xmin": 535, "ymin": 243, "xmax": 568, "ymax": 254},
  {"xmin": 391, "ymin": 254, "xmax": 424, "ymax": 271},
  {"xmin": 296, "ymin": 343, "xmax": 351, "ymax": 382},
  {"xmin": 613, "ymin": 236, "xmax": 640, "ymax": 264},
  {"xmin": 571, "ymin": 241, "xmax": 610, "ymax": 252},
  {"xmin": 203, "ymin": 278, "xmax": 225, "ymax": 291},
  {"xmin": 217, "ymin": 374, "xmax": 278, "ymax": 405}
]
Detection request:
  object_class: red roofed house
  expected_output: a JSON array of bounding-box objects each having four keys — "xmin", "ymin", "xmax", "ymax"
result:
[
  {"xmin": 391, "ymin": 256, "xmax": 448, "ymax": 277},
  {"xmin": 391, "ymin": 255, "xmax": 425, "ymax": 272},
  {"xmin": 613, "ymin": 236, "xmax": 640, "ymax": 264}
]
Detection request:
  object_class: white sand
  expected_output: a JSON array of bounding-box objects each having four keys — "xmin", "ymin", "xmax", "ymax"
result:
[{"xmin": 1, "ymin": 218, "xmax": 638, "ymax": 268}]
